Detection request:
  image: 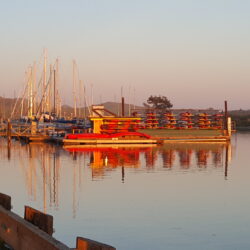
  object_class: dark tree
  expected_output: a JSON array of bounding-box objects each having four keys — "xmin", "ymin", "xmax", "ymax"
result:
[{"xmin": 144, "ymin": 95, "xmax": 173, "ymax": 111}]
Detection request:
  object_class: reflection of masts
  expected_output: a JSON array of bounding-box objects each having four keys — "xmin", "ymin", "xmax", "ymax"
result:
[
  {"xmin": 225, "ymin": 144, "xmax": 229, "ymax": 179},
  {"xmin": 48, "ymin": 149, "xmax": 52, "ymax": 208},
  {"xmin": 28, "ymin": 145, "xmax": 37, "ymax": 201},
  {"xmin": 55, "ymin": 153, "xmax": 60, "ymax": 209},
  {"xmin": 73, "ymin": 164, "xmax": 76, "ymax": 218},
  {"xmin": 53, "ymin": 154, "xmax": 56, "ymax": 205},
  {"xmin": 42, "ymin": 148, "xmax": 47, "ymax": 213},
  {"xmin": 78, "ymin": 155, "xmax": 82, "ymax": 193}
]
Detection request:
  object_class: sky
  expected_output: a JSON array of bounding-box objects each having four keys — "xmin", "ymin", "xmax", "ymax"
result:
[{"xmin": 0, "ymin": 0, "xmax": 250, "ymax": 110}]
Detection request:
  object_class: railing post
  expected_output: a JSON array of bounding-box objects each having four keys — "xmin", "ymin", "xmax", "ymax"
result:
[
  {"xmin": 76, "ymin": 237, "xmax": 116, "ymax": 250},
  {"xmin": 24, "ymin": 206, "xmax": 54, "ymax": 236},
  {"xmin": 0, "ymin": 193, "xmax": 11, "ymax": 211}
]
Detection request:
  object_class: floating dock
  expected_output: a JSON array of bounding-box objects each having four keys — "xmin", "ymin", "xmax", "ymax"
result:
[{"xmin": 51, "ymin": 137, "xmax": 159, "ymax": 145}]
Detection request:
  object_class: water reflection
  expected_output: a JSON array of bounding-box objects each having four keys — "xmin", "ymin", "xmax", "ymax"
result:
[
  {"xmin": 0, "ymin": 140, "xmax": 62, "ymax": 213},
  {"xmin": 0, "ymin": 139, "xmax": 232, "ymax": 216},
  {"xmin": 64, "ymin": 143, "xmax": 231, "ymax": 177}
]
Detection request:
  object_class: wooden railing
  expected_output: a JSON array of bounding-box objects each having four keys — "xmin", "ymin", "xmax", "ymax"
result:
[{"xmin": 0, "ymin": 193, "xmax": 115, "ymax": 250}]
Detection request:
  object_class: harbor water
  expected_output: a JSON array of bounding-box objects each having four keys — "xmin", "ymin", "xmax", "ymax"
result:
[{"xmin": 0, "ymin": 132, "xmax": 249, "ymax": 250}]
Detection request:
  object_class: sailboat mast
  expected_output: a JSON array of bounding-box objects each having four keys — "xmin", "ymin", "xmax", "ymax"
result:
[
  {"xmin": 27, "ymin": 68, "xmax": 30, "ymax": 117},
  {"xmin": 54, "ymin": 69, "xmax": 56, "ymax": 115},
  {"xmin": 79, "ymin": 80, "xmax": 83, "ymax": 118},
  {"xmin": 48, "ymin": 64, "xmax": 53, "ymax": 117},
  {"xmin": 72, "ymin": 60, "xmax": 77, "ymax": 118},
  {"xmin": 128, "ymin": 85, "xmax": 131, "ymax": 116},
  {"xmin": 55, "ymin": 58, "xmax": 59, "ymax": 117},
  {"xmin": 91, "ymin": 83, "xmax": 93, "ymax": 107},
  {"xmin": 42, "ymin": 49, "xmax": 47, "ymax": 113},
  {"xmin": 28, "ymin": 67, "xmax": 33, "ymax": 118},
  {"xmin": 33, "ymin": 62, "xmax": 36, "ymax": 115}
]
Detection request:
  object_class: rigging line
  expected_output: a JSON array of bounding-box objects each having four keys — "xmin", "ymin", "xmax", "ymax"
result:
[
  {"xmin": 19, "ymin": 73, "xmax": 32, "ymax": 120},
  {"xmin": 10, "ymin": 71, "xmax": 30, "ymax": 118},
  {"xmin": 32, "ymin": 74, "xmax": 43, "ymax": 106},
  {"xmin": 35, "ymin": 69, "xmax": 53, "ymax": 118}
]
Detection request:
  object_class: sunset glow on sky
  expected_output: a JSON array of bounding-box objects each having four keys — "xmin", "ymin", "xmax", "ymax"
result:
[{"xmin": 0, "ymin": 0, "xmax": 250, "ymax": 109}]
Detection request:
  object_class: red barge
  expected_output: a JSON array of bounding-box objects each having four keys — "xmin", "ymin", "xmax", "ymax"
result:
[
  {"xmin": 55, "ymin": 106, "xmax": 159, "ymax": 145},
  {"xmin": 60, "ymin": 131, "xmax": 159, "ymax": 145}
]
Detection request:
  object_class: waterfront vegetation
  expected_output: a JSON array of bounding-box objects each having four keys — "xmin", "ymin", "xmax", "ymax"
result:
[{"xmin": 229, "ymin": 110, "xmax": 250, "ymax": 130}]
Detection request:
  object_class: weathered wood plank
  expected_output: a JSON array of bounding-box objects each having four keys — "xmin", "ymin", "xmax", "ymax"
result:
[
  {"xmin": 0, "ymin": 193, "xmax": 11, "ymax": 211},
  {"xmin": 24, "ymin": 206, "xmax": 53, "ymax": 236},
  {"xmin": 0, "ymin": 206, "xmax": 69, "ymax": 250},
  {"xmin": 76, "ymin": 237, "xmax": 116, "ymax": 250}
]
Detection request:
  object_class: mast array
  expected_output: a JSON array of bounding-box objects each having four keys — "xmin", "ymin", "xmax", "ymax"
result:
[{"xmin": 11, "ymin": 50, "xmax": 97, "ymax": 120}]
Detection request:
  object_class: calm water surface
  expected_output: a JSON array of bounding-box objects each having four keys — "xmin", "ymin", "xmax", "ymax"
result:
[{"xmin": 0, "ymin": 133, "xmax": 249, "ymax": 250}]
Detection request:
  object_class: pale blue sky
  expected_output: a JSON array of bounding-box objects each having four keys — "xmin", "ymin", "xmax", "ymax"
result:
[{"xmin": 0, "ymin": 0, "xmax": 250, "ymax": 109}]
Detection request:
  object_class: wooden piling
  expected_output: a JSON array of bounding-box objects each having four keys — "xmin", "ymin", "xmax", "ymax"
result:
[{"xmin": 121, "ymin": 97, "xmax": 125, "ymax": 117}]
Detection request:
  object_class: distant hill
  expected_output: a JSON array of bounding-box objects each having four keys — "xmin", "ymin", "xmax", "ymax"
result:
[
  {"xmin": 1, "ymin": 96, "xmax": 249, "ymax": 129},
  {"xmin": 0, "ymin": 98, "xmax": 144, "ymax": 119}
]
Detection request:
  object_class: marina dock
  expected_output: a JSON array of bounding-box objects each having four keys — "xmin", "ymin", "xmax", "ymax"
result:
[{"xmin": 0, "ymin": 122, "xmax": 231, "ymax": 145}]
